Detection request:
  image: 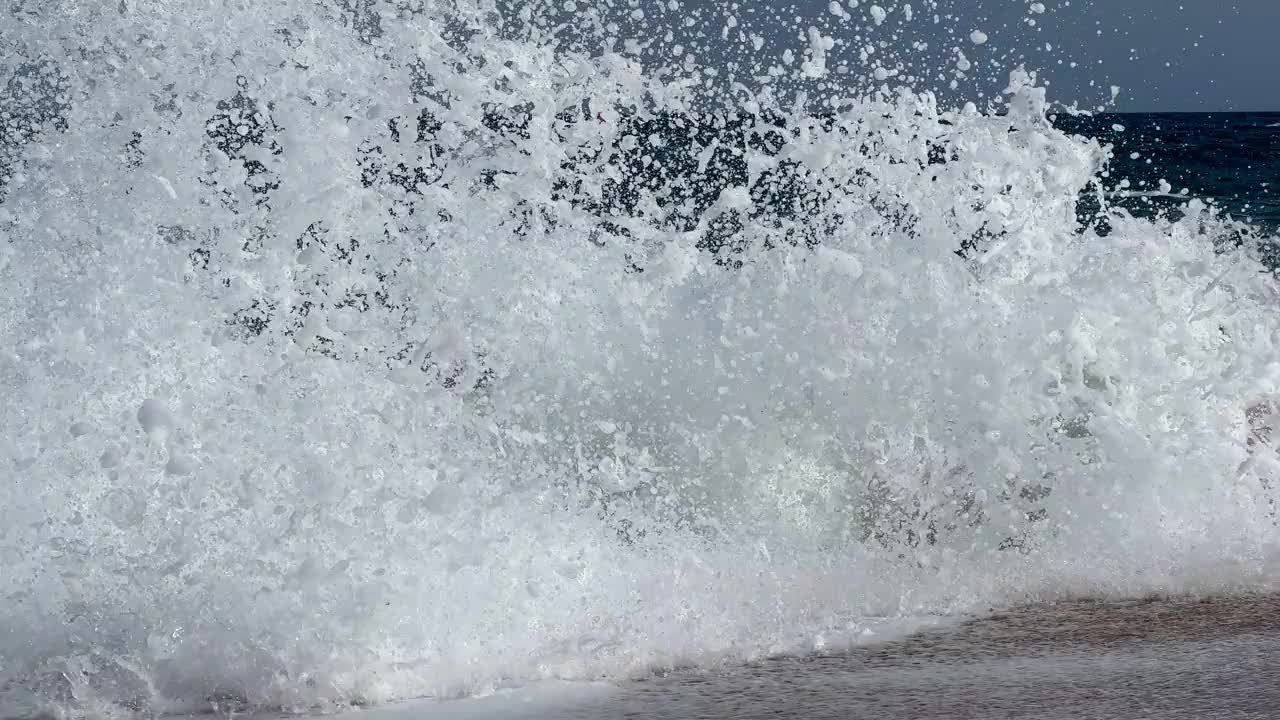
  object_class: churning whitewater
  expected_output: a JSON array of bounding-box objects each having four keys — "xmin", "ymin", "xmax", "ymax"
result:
[{"xmin": 2, "ymin": 0, "xmax": 1279, "ymax": 717}]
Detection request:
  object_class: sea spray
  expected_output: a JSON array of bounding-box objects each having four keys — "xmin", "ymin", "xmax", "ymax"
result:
[{"xmin": 1, "ymin": 0, "xmax": 1278, "ymax": 716}]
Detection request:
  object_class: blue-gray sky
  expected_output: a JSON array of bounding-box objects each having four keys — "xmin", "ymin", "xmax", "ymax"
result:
[
  {"xmin": 740, "ymin": 0, "xmax": 1279, "ymax": 111},
  {"xmin": 529, "ymin": 0, "xmax": 1278, "ymax": 112},
  {"xmin": 982, "ymin": 0, "xmax": 1280, "ymax": 111}
]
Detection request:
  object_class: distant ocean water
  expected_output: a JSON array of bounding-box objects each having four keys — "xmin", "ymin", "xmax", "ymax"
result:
[{"xmin": 1055, "ymin": 112, "xmax": 1280, "ymax": 238}]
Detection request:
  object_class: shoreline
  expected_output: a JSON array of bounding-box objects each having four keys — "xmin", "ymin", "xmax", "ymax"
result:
[{"xmin": 596, "ymin": 592, "xmax": 1280, "ymax": 719}]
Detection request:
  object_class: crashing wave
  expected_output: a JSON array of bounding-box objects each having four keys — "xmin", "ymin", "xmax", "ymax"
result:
[{"xmin": 2, "ymin": 0, "xmax": 1278, "ymax": 716}]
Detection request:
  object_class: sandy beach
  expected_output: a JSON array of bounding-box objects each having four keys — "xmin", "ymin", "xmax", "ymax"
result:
[{"xmin": 582, "ymin": 594, "xmax": 1280, "ymax": 719}]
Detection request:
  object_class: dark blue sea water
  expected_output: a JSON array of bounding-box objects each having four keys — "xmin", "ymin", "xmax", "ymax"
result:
[{"xmin": 1054, "ymin": 112, "xmax": 1280, "ymax": 236}]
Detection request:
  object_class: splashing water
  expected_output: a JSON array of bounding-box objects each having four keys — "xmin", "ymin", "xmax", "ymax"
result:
[{"xmin": 2, "ymin": 0, "xmax": 1279, "ymax": 717}]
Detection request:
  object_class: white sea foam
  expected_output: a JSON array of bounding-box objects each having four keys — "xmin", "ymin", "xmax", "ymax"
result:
[{"xmin": 2, "ymin": 1, "xmax": 1279, "ymax": 718}]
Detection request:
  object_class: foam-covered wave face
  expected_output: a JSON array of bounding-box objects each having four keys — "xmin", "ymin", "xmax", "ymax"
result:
[{"xmin": 3, "ymin": 0, "xmax": 1280, "ymax": 716}]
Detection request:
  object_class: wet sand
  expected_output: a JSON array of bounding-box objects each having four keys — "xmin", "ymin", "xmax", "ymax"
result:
[{"xmin": 584, "ymin": 594, "xmax": 1280, "ymax": 719}]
